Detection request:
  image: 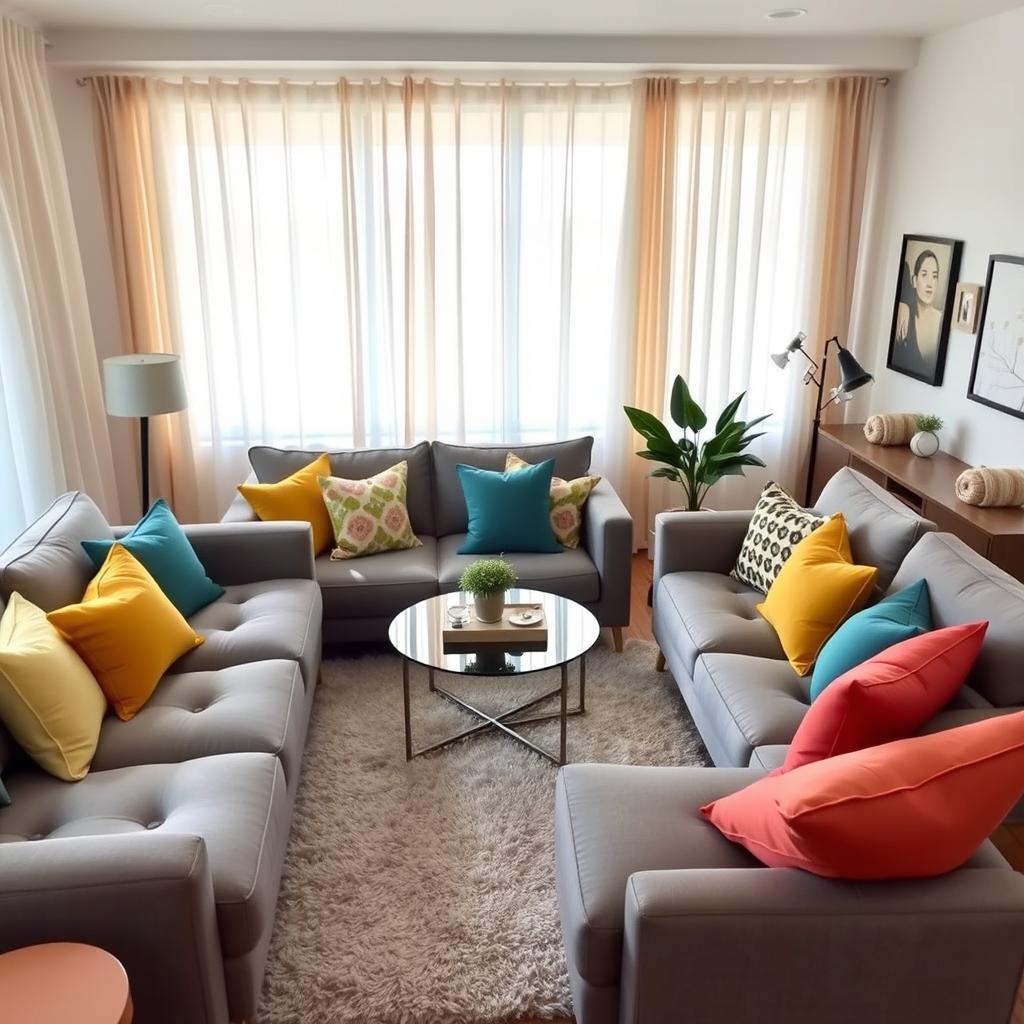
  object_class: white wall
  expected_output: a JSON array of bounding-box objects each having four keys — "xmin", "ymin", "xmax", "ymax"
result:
[{"xmin": 860, "ymin": 6, "xmax": 1024, "ymax": 465}]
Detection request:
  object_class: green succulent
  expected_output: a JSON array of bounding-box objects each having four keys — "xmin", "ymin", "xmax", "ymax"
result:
[
  {"xmin": 458, "ymin": 558, "xmax": 518, "ymax": 597},
  {"xmin": 915, "ymin": 414, "xmax": 944, "ymax": 433},
  {"xmin": 624, "ymin": 375, "xmax": 770, "ymax": 511}
]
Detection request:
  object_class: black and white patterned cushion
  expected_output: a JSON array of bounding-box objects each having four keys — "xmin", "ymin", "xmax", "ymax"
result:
[{"xmin": 731, "ymin": 482, "xmax": 826, "ymax": 594}]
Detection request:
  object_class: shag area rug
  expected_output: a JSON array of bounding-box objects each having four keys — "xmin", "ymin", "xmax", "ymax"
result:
[{"xmin": 256, "ymin": 639, "xmax": 709, "ymax": 1024}]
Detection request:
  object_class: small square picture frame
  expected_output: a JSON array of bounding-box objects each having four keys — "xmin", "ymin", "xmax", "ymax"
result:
[{"xmin": 953, "ymin": 282, "xmax": 983, "ymax": 334}]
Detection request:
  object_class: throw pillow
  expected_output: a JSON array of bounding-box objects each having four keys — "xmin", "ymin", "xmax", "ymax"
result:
[
  {"xmin": 82, "ymin": 499, "xmax": 224, "ymax": 619},
  {"xmin": 701, "ymin": 711, "xmax": 1024, "ymax": 879},
  {"xmin": 505, "ymin": 452, "xmax": 601, "ymax": 550},
  {"xmin": 731, "ymin": 481, "xmax": 826, "ymax": 594},
  {"xmin": 757, "ymin": 514, "xmax": 878, "ymax": 676},
  {"xmin": 318, "ymin": 461, "xmax": 422, "ymax": 561},
  {"xmin": 238, "ymin": 453, "xmax": 333, "ymax": 555},
  {"xmin": 47, "ymin": 545, "xmax": 203, "ymax": 722},
  {"xmin": 810, "ymin": 579, "xmax": 932, "ymax": 701},
  {"xmin": 783, "ymin": 621, "xmax": 988, "ymax": 772},
  {"xmin": 457, "ymin": 460, "xmax": 561, "ymax": 555},
  {"xmin": 0, "ymin": 593, "xmax": 107, "ymax": 781}
]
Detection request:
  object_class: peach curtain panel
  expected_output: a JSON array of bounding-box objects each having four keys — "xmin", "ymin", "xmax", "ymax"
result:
[
  {"xmin": 91, "ymin": 76, "xmax": 202, "ymax": 522},
  {"xmin": 0, "ymin": 17, "xmax": 118, "ymax": 542}
]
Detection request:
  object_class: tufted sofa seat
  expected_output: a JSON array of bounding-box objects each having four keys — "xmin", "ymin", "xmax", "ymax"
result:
[{"xmin": 0, "ymin": 491, "xmax": 323, "ymax": 1024}]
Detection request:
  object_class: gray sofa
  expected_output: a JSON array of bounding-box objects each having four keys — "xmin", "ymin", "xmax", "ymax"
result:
[
  {"xmin": 222, "ymin": 435, "xmax": 633, "ymax": 647},
  {"xmin": 555, "ymin": 467, "xmax": 1024, "ymax": 1023},
  {"xmin": 0, "ymin": 491, "xmax": 323, "ymax": 1024}
]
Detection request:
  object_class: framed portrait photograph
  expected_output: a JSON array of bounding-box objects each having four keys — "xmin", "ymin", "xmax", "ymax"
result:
[
  {"xmin": 953, "ymin": 283, "xmax": 982, "ymax": 333},
  {"xmin": 886, "ymin": 234, "xmax": 963, "ymax": 386},
  {"xmin": 967, "ymin": 255, "xmax": 1024, "ymax": 420}
]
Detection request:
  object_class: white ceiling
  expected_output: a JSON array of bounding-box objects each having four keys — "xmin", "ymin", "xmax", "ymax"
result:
[{"xmin": 13, "ymin": 0, "xmax": 1023, "ymax": 37}]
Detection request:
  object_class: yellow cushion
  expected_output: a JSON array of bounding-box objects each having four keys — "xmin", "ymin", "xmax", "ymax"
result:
[
  {"xmin": 48, "ymin": 545, "xmax": 203, "ymax": 721},
  {"xmin": 238, "ymin": 453, "xmax": 333, "ymax": 555},
  {"xmin": 757, "ymin": 514, "xmax": 878, "ymax": 677},
  {"xmin": 0, "ymin": 592, "xmax": 107, "ymax": 781}
]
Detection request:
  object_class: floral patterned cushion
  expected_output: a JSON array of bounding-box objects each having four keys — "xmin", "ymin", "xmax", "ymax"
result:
[
  {"xmin": 505, "ymin": 452, "xmax": 601, "ymax": 550},
  {"xmin": 318, "ymin": 461, "xmax": 423, "ymax": 561}
]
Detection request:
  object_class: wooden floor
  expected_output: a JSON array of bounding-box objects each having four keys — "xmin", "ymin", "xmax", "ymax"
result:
[{"xmin": 506, "ymin": 553, "xmax": 1024, "ymax": 1024}]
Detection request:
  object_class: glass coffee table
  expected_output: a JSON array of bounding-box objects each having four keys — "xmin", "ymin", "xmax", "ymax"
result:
[{"xmin": 388, "ymin": 589, "xmax": 600, "ymax": 766}]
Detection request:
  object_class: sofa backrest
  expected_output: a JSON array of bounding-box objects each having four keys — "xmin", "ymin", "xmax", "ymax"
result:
[
  {"xmin": 248, "ymin": 441, "xmax": 435, "ymax": 536},
  {"xmin": 814, "ymin": 467, "xmax": 935, "ymax": 591},
  {"xmin": 0, "ymin": 491, "xmax": 113, "ymax": 612},
  {"xmin": 431, "ymin": 436, "xmax": 594, "ymax": 537},
  {"xmin": 890, "ymin": 531, "xmax": 1024, "ymax": 708}
]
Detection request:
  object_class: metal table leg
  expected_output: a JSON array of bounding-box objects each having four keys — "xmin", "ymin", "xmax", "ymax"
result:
[
  {"xmin": 403, "ymin": 657, "xmax": 412, "ymax": 761},
  {"xmin": 559, "ymin": 662, "xmax": 568, "ymax": 765}
]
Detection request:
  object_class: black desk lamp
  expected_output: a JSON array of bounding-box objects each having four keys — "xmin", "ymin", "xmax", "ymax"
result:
[{"xmin": 771, "ymin": 332, "xmax": 874, "ymax": 506}]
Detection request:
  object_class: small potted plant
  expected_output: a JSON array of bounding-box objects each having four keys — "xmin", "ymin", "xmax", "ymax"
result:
[
  {"xmin": 910, "ymin": 414, "xmax": 943, "ymax": 458},
  {"xmin": 459, "ymin": 557, "xmax": 518, "ymax": 623}
]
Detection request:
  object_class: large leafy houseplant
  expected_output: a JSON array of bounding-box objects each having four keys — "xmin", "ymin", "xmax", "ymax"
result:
[{"xmin": 624, "ymin": 376, "xmax": 770, "ymax": 511}]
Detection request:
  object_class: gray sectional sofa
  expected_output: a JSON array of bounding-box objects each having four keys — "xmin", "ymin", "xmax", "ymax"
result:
[
  {"xmin": 222, "ymin": 435, "xmax": 633, "ymax": 647},
  {"xmin": 555, "ymin": 467, "xmax": 1024, "ymax": 1024},
  {"xmin": 0, "ymin": 491, "xmax": 323, "ymax": 1024}
]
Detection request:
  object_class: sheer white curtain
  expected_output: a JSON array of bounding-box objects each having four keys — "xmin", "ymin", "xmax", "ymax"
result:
[
  {"xmin": 640, "ymin": 78, "xmax": 873, "ymax": 521},
  {"xmin": 0, "ymin": 17, "xmax": 118, "ymax": 544},
  {"xmin": 136, "ymin": 77, "xmax": 633, "ymax": 519}
]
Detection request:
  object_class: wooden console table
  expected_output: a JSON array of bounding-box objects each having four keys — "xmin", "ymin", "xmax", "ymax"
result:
[{"xmin": 811, "ymin": 423, "xmax": 1024, "ymax": 582}]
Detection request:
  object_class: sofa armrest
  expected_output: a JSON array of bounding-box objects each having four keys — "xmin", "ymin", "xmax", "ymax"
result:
[
  {"xmin": 653, "ymin": 510, "xmax": 752, "ymax": 583},
  {"xmin": 583, "ymin": 478, "xmax": 633, "ymax": 627},
  {"xmin": 182, "ymin": 521, "xmax": 315, "ymax": 585},
  {"xmin": 221, "ymin": 475, "xmax": 258, "ymax": 523},
  {"xmin": 620, "ymin": 867, "xmax": 1024, "ymax": 1024},
  {"xmin": 0, "ymin": 833, "xmax": 229, "ymax": 1024}
]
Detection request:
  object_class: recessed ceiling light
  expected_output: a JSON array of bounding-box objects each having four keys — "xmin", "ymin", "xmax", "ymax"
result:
[{"xmin": 766, "ymin": 7, "xmax": 808, "ymax": 19}]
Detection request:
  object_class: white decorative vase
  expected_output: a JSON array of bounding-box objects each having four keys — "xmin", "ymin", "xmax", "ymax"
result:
[
  {"xmin": 473, "ymin": 592, "xmax": 505, "ymax": 623},
  {"xmin": 910, "ymin": 431, "xmax": 940, "ymax": 458}
]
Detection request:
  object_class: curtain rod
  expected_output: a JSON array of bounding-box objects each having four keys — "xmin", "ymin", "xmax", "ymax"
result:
[{"xmin": 74, "ymin": 73, "xmax": 890, "ymax": 87}]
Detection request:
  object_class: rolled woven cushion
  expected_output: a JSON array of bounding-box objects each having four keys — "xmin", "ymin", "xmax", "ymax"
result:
[
  {"xmin": 864, "ymin": 413, "xmax": 919, "ymax": 446},
  {"xmin": 956, "ymin": 467, "xmax": 1024, "ymax": 508}
]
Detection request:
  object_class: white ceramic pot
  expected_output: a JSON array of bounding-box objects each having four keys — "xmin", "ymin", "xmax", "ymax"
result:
[
  {"xmin": 473, "ymin": 592, "xmax": 505, "ymax": 623},
  {"xmin": 910, "ymin": 430, "xmax": 940, "ymax": 458}
]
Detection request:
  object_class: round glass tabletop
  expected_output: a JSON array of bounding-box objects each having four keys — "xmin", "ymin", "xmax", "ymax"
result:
[{"xmin": 388, "ymin": 589, "xmax": 600, "ymax": 676}]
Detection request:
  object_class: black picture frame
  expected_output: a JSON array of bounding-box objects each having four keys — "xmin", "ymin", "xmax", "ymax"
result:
[
  {"xmin": 885, "ymin": 233, "xmax": 963, "ymax": 386},
  {"xmin": 967, "ymin": 254, "xmax": 1024, "ymax": 421}
]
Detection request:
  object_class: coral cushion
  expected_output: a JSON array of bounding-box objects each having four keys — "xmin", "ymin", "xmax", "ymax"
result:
[
  {"xmin": 783, "ymin": 621, "xmax": 988, "ymax": 772},
  {"xmin": 757, "ymin": 514, "xmax": 878, "ymax": 676},
  {"xmin": 239, "ymin": 453, "xmax": 333, "ymax": 555},
  {"xmin": 48, "ymin": 545, "xmax": 203, "ymax": 721},
  {"xmin": 702, "ymin": 712, "xmax": 1024, "ymax": 879}
]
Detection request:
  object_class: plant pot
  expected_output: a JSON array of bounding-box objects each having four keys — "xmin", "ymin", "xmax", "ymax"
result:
[
  {"xmin": 473, "ymin": 592, "xmax": 505, "ymax": 623},
  {"xmin": 910, "ymin": 431, "xmax": 940, "ymax": 458}
]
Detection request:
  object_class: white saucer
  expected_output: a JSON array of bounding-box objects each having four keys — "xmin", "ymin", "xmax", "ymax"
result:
[{"xmin": 509, "ymin": 610, "xmax": 542, "ymax": 627}]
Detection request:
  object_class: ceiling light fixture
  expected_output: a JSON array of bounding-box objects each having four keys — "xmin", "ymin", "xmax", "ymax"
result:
[{"xmin": 766, "ymin": 7, "xmax": 808, "ymax": 19}]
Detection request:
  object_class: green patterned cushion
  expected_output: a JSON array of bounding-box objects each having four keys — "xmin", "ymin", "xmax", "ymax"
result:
[
  {"xmin": 318, "ymin": 461, "xmax": 422, "ymax": 561},
  {"xmin": 505, "ymin": 452, "xmax": 601, "ymax": 549}
]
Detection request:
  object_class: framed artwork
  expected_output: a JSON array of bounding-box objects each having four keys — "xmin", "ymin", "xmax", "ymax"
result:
[
  {"xmin": 953, "ymin": 283, "xmax": 982, "ymax": 333},
  {"xmin": 967, "ymin": 254, "xmax": 1024, "ymax": 420},
  {"xmin": 886, "ymin": 233, "xmax": 963, "ymax": 386}
]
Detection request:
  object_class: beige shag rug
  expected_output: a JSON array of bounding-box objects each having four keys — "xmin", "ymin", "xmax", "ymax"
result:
[{"xmin": 256, "ymin": 639, "xmax": 709, "ymax": 1024}]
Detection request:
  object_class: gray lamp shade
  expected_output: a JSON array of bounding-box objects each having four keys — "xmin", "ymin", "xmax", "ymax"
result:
[{"xmin": 103, "ymin": 354, "xmax": 188, "ymax": 418}]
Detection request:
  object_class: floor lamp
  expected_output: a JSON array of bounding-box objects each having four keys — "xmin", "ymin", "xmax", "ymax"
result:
[
  {"xmin": 771, "ymin": 333, "xmax": 874, "ymax": 506},
  {"xmin": 103, "ymin": 354, "xmax": 188, "ymax": 514}
]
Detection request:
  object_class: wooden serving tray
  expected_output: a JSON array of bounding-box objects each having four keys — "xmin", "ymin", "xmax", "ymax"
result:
[{"xmin": 442, "ymin": 603, "xmax": 548, "ymax": 645}]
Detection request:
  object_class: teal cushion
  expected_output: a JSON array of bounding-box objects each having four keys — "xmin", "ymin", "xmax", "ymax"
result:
[
  {"xmin": 82, "ymin": 500, "xmax": 224, "ymax": 618},
  {"xmin": 457, "ymin": 460, "xmax": 561, "ymax": 555},
  {"xmin": 810, "ymin": 579, "xmax": 932, "ymax": 701}
]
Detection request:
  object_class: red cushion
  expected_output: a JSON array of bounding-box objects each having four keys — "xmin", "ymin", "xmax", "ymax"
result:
[
  {"xmin": 782, "ymin": 621, "xmax": 988, "ymax": 772},
  {"xmin": 701, "ymin": 712, "xmax": 1024, "ymax": 879}
]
